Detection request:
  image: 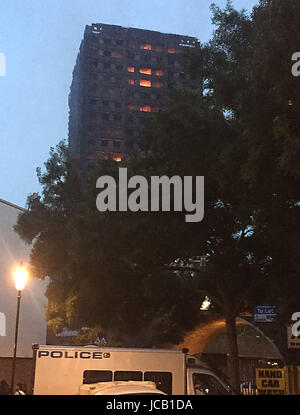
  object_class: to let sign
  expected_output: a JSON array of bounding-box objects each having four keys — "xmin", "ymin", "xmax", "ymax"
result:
[
  {"xmin": 256, "ymin": 369, "xmax": 285, "ymax": 395},
  {"xmin": 254, "ymin": 306, "xmax": 276, "ymax": 322}
]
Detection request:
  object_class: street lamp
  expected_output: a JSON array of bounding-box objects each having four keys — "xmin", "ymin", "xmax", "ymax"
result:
[{"xmin": 10, "ymin": 264, "xmax": 28, "ymax": 395}]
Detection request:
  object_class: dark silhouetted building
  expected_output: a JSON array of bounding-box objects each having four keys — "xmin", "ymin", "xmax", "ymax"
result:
[{"xmin": 68, "ymin": 23, "xmax": 198, "ymax": 177}]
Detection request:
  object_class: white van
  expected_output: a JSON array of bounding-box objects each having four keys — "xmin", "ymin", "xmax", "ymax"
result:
[{"xmin": 31, "ymin": 344, "xmax": 234, "ymax": 395}]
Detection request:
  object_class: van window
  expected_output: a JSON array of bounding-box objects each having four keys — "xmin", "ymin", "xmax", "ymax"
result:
[
  {"xmin": 144, "ymin": 372, "xmax": 172, "ymax": 395},
  {"xmin": 114, "ymin": 371, "xmax": 142, "ymax": 381},
  {"xmin": 192, "ymin": 373, "xmax": 231, "ymax": 395},
  {"xmin": 83, "ymin": 370, "xmax": 112, "ymax": 384}
]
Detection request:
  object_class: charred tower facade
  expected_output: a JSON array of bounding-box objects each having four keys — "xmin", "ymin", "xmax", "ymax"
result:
[{"xmin": 68, "ymin": 23, "xmax": 197, "ymax": 177}]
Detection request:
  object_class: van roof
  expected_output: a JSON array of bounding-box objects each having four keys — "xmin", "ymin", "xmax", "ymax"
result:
[
  {"xmin": 34, "ymin": 344, "xmax": 184, "ymax": 354},
  {"xmin": 80, "ymin": 381, "xmax": 166, "ymax": 395}
]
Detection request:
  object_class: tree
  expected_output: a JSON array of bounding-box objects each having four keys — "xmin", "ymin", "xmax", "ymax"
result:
[
  {"xmin": 15, "ymin": 140, "xmax": 203, "ymax": 347},
  {"xmin": 181, "ymin": 0, "xmax": 300, "ymax": 376},
  {"xmin": 123, "ymin": 85, "xmax": 272, "ymax": 393},
  {"xmin": 204, "ymin": 0, "xmax": 300, "ymax": 319}
]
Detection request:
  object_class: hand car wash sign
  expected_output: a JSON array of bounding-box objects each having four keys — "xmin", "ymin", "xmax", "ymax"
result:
[{"xmin": 256, "ymin": 369, "xmax": 285, "ymax": 395}]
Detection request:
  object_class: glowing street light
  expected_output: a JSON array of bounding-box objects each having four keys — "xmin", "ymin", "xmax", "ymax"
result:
[
  {"xmin": 10, "ymin": 264, "xmax": 28, "ymax": 394},
  {"xmin": 200, "ymin": 296, "xmax": 211, "ymax": 311},
  {"xmin": 14, "ymin": 267, "xmax": 28, "ymax": 291}
]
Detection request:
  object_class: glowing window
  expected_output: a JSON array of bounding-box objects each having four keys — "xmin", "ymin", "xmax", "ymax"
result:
[
  {"xmin": 127, "ymin": 66, "xmax": 135, "ymax": 73},
  {"xmin": 140, "ymin": 106, "xmax": 151, "ymax": 112},
  {"xmin": 140, "ymin": 44, "xmax": 152, "ymax": 50},
  {"xmin": 140, "ymin": 80, "xmax": 151, "ymax": 88},
  {"xmin": 155, "ymin": 82, "xmax": 163, "ymax": 88},
  {"xmin": 128, "ymin": 105, "xmax": 135, "ymax": 111},
  {"xmin": 128, "ymin": 79, "xmax": 135, "ymax": 85},
  {"xmin": 155, "ymin": 70, "xmax": 164, "ymax": 77},
  {"xmin": 139, "ymin": 68, "xmax": 152, "ymax": 75},
  {"xmin": 113, "ymin": 156, "xmax": 122, "ymax": 162},
  {"xmin": 168, "ymin": 48, "xmax": 175, "ymax": 54}
]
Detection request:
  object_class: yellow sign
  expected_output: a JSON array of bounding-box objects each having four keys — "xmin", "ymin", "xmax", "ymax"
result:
[{"xmin": 256, "ymin": 369, "xmax": 285, "ymax": 395}]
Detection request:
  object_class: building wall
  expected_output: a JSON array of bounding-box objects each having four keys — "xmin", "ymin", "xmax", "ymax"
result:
[
  {"xmin": 0, "ymin": 199, "xmax": 48, "ymax": 389},
  {"xmin": 68, "ymin": 23, "xmax": 198, "ymax": 178}
]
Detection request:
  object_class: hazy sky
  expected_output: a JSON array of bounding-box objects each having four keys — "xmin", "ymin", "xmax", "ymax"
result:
[{"xmin": 0, "ymin": 0, "xmax": 258, "ymax": 208}]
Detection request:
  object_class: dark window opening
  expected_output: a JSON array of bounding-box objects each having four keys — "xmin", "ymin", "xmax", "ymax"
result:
[
  {"xmin": 144, "ymin": 372, "xmax": 172, "ymax": 395},
  {"xmin": 113, "ymin": 140, "xmax": 121, "ymax": 148},
  {"xmin": 114, "ymin": 371, "xmax": 142, "ymax": 381},
  {"xmin": 192, "ymin": 373, "xmax": 231, "ymax": 395},
  {"xmin": 113, "ymin": 114, "xmax": 122, "ymax": 121},
  {"xmin": 83, "ymin": 370, "xmax": 112, "ymax": 384},
  {"xmin": 113, "ymin": 51, "xmax": 123, "ymax": 59}
]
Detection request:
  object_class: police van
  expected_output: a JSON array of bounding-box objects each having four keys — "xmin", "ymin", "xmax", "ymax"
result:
[{"xmin": 31, "ymin": 344, "xmax": 234, "ymax": 395}]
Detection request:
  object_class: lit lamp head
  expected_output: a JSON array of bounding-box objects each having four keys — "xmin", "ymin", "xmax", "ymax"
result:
[
  {"xmin": 200, "ymin": 296, "xmax": 211, "ymax": 311},
  {"xmin": 13, "ymin": 267, "xmax": 28, "ymax": 291}
]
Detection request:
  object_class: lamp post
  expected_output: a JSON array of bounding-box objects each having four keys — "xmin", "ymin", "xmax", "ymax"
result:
[{"xmin": 10, "ymin": 264, "xmax": 28, "ymax": 395}]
